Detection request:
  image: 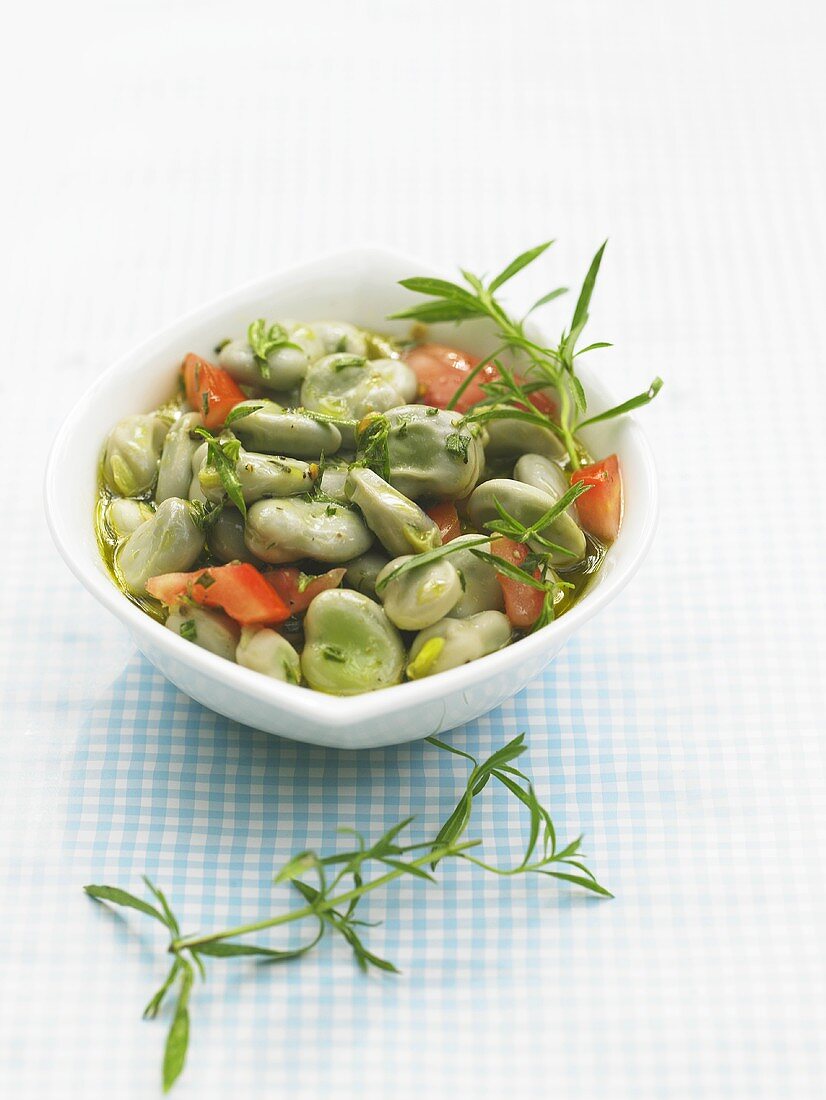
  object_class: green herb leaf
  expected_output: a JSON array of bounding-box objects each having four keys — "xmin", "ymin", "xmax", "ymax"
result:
[
  {"xmin": 468, "ymin": 549, "xmax": 548, "ymax": 592},
  {"xmin": 142, "ymin": 876, "xmax": 181, "ymax": 936},
  {"xmin": 84, "ymin": 885, "xmax": 168, "ymax": 926},
  {"xmin": 397, "ymin": 277, "xmax": 483, "ymax": 312},
  {"xmin": 571, "ymin": 240, "xmax": 607, "ymax": 336},
  {"xmin": 224, "ymin": 403, "xmax": 263, "ymax": 426},
  {"xmin": 524, "ymin": 286, "xmax": 568, "ymax": 316},
  {"xmin": 488, "ymin": 241, "xmax": 554, "ymax": 292},
  {"xmin": 388, "ymin": 300, "xmax": 483, "ymax": 324},
  {"xmin": 162, "ymin": 962, "xmax": 193, "ymax": 1092},
  {"xmin": 143, "ymin": 960, "xmax": 181, "ymax": 1020},
  {"xmin": 193, "ymin": 428, "xmax": 246, "ymax": 516},
  {"xmin": 374, "ymin": 535, "xmax": 490, "ymax": 593},
  {"xmin": 576, "ymin": 377, "xmax": 664, "ymax": 429},
  {"xmin": 445, "ymin": 431, "xmax": 470, "ymax": 462}
]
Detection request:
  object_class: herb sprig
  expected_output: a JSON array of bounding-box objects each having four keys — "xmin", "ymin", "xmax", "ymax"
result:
[
  {"xmin": 247, "ymin": 319, "xmax": 300, "ymax": 381},
  {"xmin": 85, "ymin": 733, "xmax": 610, "ymax": 1091},
  {"xmin": 390, "ymin": 240, "xmax": 662, "ymax": 468},
  {"xmin": 374, "ymin": 484, "xmax": 590, "ymax": 632},
  {"xmin": 193, "ymin": 428, "xmax": 246, "ymax": 515}
]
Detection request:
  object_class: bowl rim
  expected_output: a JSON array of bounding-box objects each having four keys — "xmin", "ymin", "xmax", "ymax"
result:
[{"xmin": 45, "ymin": 245, "xmax": 658, "ymax": 728}]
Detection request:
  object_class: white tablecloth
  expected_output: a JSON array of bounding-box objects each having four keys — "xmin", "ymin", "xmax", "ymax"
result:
[{"xmin": 1, "ymin": 1, "xmax": 824, "ymax": 1096}]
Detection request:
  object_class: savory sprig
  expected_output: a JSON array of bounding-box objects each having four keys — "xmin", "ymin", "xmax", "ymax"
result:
[
  {"xmin": 374, "ymin": 483, "xmax": 589, "ymax": 633},
  {"xmin": 192, "ymin": 428, "xmax": 245, "ymax": 515},
  {"xmin": 84, "ymin": 733, "xmax": 611, "ymax": 1092},
  {"xmin": 484, "ymin": 482, "xmax": 590, "ymax": 558},
  {"xmin": 390, "ymin": 240, "xmax": 662, "ymax": 468}
]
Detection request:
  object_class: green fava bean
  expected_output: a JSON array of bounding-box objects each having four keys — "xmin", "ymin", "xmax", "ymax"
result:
[
  {"xmin": 384, "ymin": 405, "xmax": 485, "ymax": 501},
  {"xmin": 206, "ymin": 508, "xmax": 261, "ymax": 564},
  {"xmin": 116, "ymin": 497, "xmax": 205, "ymax": 595},
  {"xmin": 103, "ymin": 414, "xmax": 169, "ymax": 496},
  {"xmin": 467, "ymin": 478, "xmax": 586, "ymax": 565},
  {"xmin": 318, "ymin": 462, "xmax": 350, "ymax": 503},
  {"xmin": 199, "ymin": 444, "xmax": 315, "ymax": 505},
  {"xmin": 229, "ymin": 400, "xmax": 343, "ymax": 458},
  {"xmin": 301, "ymin": 354, "xmax": 417, "ymax": 420},
  {"xmin": 407, "ymin": 611, "xmax": 512, "ymax": 679},
  {"xmin": 245, "ymin": 498, "xmax": 373, "ymax": 564},
  {"xmin": 514, "ymin": 453, "xmax": 577, "ymax": 519},
  {"xmin": 445, "ymin": 535, "xmax": 505, "ymax": 618},
  {"xmin": 482, "ymin": 408, "xmax": 567, "ymax": 462},
  {"xmin": 219, "ymin": 335, "xmax": 308, "ymax": 391},
  {"xmin": 236, "ymin": 626, "xmax": 301, "ymax": 683},
  {"xmin": 376, "ymin": 555, "xmax": 462, "ymax": 631},
  {"xmin": 301, "ymin": 589, "xmax": 405, "ymax": 695},
  {"xmin": 309, "ymin": 319, "xmax": 368, "ymax": 357},
  {"xmin": 166, "ymin": 605, "xmax": 240, "ymax": 661},
  {"xmin": 344, "ymin": 548, "xmax": 391, "ymax": 597},
  {"xmin": 345, "ymin": 467, "xmax": 441, "ymax": 557},
  {"xmin": 156, "ymin": 412, "xmax": 202, "ymax": 503},
  {"xmin": 106, "ymin": 497, "xmax": 155, "ymax": 539}
]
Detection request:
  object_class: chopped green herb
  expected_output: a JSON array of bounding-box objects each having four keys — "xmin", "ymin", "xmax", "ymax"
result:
[
  {"xmin": 179, "ymin": 620, "xmax": 197, "ymax": 641},
  {"xmin": 224, "ymin": 403, "xmax": 263, "ymax": 427},
  {"xmin": 445, "ymin": 431, "xmax": 470, "ymax": 463},
  {"xmin": 193, "ymin": 428, "xmax": 246, "ymax": 516}
]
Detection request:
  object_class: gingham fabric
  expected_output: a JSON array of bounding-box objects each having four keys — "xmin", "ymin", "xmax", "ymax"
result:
[{"xmin": 1, "ymin": 1, "xmax": 824, "ymax": 1097}]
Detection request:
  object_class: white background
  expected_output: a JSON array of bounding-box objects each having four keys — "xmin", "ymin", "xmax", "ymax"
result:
[{"xmin": 1, "ymin": 1, "xmax": 825, "ymax": 1097}]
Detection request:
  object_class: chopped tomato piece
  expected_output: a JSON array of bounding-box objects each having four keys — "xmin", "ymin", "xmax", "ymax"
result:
[
  {"xmin": 183, "ymin": 353, "xmax": 246, "ymax": 430},
  {"xmin": 490, "ymin": 537, "xmax": 544, "ymax": 628},
  {"xmin": 403, "ymin": 342, "xmax": 557, "ymax": 416},
  {"xmin": 403, "ymin": 343, "xmax": 500, "ymax": 413},
  {"xmin": 426, "ymin": 502, "xmax": 461, "ymax": 543},
  {"xmin": 147, "ymin": 563, "xmax": 290, "ymax": 625},
  {"xmin": 571, "ymin": 454, "xmax": 623, "ymax": 542},
  {"xmin": 263, "ymin": 567, "xmax": 346, "ymax": 615}
]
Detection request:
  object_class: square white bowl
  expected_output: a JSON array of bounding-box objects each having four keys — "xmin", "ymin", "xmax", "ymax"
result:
[{"xmin": 45, "ymin": 248, "xmax": 658, "ymax": 749}]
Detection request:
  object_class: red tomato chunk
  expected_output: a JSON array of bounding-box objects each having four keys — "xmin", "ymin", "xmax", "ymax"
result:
[
  {"xmin": 147, "ymin": 563, "xmax": 290, "ymax": 625},
  {"xmin": 490, "ymin": 537, "xmax": 544, "ymax": 629},
  {"xmin": 404, "ymin": 342, "xmax": 557, "ymax": 417},
  {"xmin": 183, "ymin": 353, "xmax": 246, "ymax": 430},
  {"xmin": 571, "ymin": 454, "xmax": 623, "ymax": 542},
  {"xmin": 426, "ymin": 502, "xmax": 462, "ymax": 543},
  {"xmin": 262, "ymin": 567, "xmax": 346, "ymax": 615}
]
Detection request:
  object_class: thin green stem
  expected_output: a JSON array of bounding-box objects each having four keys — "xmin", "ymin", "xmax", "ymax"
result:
[{"xmin": 171, "ymin": 840, "xmax": 481, "ymax": 954}]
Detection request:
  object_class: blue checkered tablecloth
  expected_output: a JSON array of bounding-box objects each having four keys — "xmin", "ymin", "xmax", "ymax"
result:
[{"xmin": 1, "ymin": 1, "xmax": 824, "ymax": 1096}]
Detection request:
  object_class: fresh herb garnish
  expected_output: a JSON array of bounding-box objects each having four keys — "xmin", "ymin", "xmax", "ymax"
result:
[
  {"xmin": 247, "ymin": 320, "xmax": 299, "ymax": 381},
  {"xmin": 186, "ymin": 500, "xmax": 223, "ymax": 533},
  {"xmin": 193, "ymin": 428, "xmax": 246, "ymax": 516},
  {"xmin": 179, "ymin": 620, "xmax": 197, "ymax": 642},
  {"xmin": 84, "ymin": 734, "xmax": 610, "ymax": 1091},
  {"xmin": 354, "ymin": 412, "xmax": 392, "ymax": 482},
  {"xmin": 223, "ymin": 403, "xmax": 263, "ymax": 427},
  {"xmin": 445, "ymin": 431, "xmax": 470, "ymax": 463},
  {"xmin": 390, "ymin": 240, "xmax": 662, "ymax": 468},
  {"xmin": 485, "ymin": 483, "xmax": 591, "ymax": 556}
]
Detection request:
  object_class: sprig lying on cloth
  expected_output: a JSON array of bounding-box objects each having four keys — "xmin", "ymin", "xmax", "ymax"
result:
[{"xmin": 85, "ymin": 732, "xmax": 611, "ymax": 1092}]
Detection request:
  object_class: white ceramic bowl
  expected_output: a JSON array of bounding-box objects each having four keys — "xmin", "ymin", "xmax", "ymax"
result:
[{"xmin": 45, "ymin": 248, "xmax": 657, "ymax": 749}]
